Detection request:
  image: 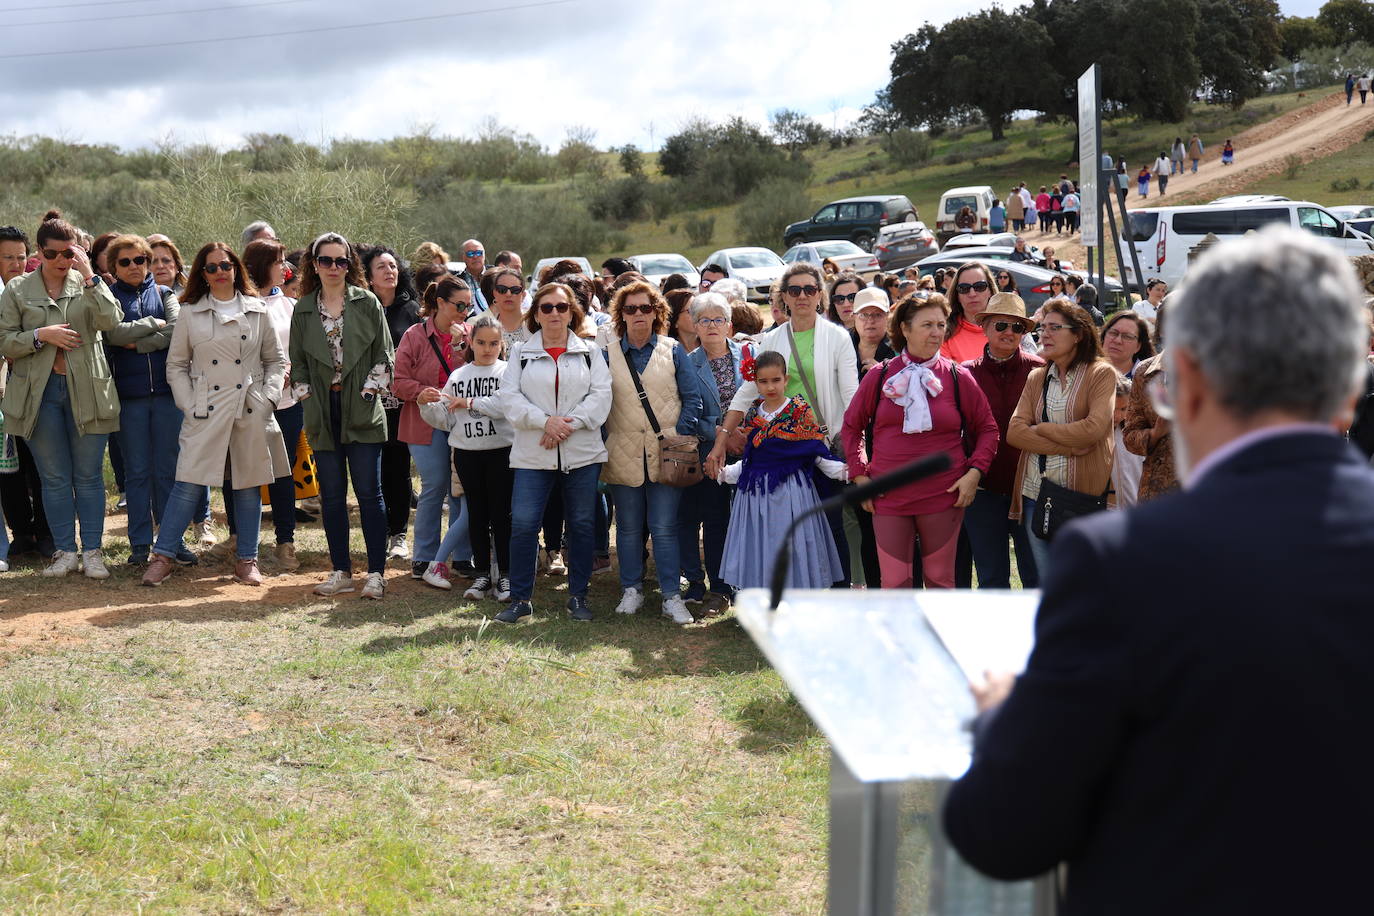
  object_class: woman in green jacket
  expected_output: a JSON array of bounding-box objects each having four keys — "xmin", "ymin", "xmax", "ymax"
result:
[
  {"xmin": 289, "ymin": 232, "xmax": 394, "ymax": 600},
  {"xmin": 0, "ymin": 210, "xmax": 122, "ymax": 578}
]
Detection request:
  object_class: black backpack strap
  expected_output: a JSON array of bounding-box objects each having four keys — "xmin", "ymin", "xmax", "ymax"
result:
[
  {"xmin": 865, "ymin": 358, "xmax": 893, "ymax": 460},
  {"xmin": 424, "ymin": 328, "xmax": 453, "ymax": 378}
]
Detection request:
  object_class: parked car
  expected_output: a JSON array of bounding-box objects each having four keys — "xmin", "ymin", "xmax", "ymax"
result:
[
  {"xmin": 629, "ymin": 253, "xmax": 700, "ymax": 289},
  {"xmin": 1208, "ymin": 194, "xmax": 1290, "ymax": 205},
  {"xmin": 915, "ymin": 252, "xmax": 1124, "ymax": 312},
  {"xmin": 1119, "ymin": 200, "xmax": 1374, "ymax": 289},
  {"xmin": 1350, "ymin": 217, "xmax": 1374, "ymax": 237},
  {"xmin": 781, "ymin": 240, "xmax": 879, "ymax": 278},
  {"xmin": 935, "ymin": 185, "xmax": 996, "ymax": 243},
  {"xmin": 698, "ymin": 247, "xmax": 787, "ymax": 302},
  {"xmin": 915, "ymin": 244, "xmax": 1049, "ymax": 268},
  {"xmin": 942, "ymin": 232, "xmax": 1022, "ymax": 250},
  {"xmin": 873, "ymin": 221, "xmax": 938, "ymax": 271},
  {"xmin": 1330, "ymin": 205, "xmax": 1374, "ymax": 221},
  {"xmin": 782, "ymin": 195, "xmax": 918, "ymax": 252},
  {"xmin": 530, "ymin": 256, "xmax": 593, "ymax": 287}
]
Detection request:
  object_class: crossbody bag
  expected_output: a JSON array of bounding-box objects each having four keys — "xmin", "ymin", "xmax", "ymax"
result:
[
  {"xmin": 1030, "ymin": 369, "xmax": 1109, "ymax": 540},
  {"xmin": 621, "ymin": 345, "xmax": 702, "ymax": 488}
]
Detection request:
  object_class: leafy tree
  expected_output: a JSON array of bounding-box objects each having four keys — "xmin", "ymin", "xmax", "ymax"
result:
[
  {"xmin": 887, "ymin": 8, "xmax": 1056, "ymax": 140},
  {"xmin": 556, "ymin": 125, "xmax": 600, "ymax": 180},
  {"xmin": 1279, "ymin": 15, "xmax": 1335, "ymax": 60},
  {"xmin": 770, "ymin": 109, "xmax": 826, "ymax": 151},
  {"xmin": 1318, "ymin": 0, "xmax": 1374, "ymax": 46},
  {"xmin": 735, "ymin": 178, "xmax": 813, "ymax": 249},
  {"xmin": 618, "ymin": 144, "xmax": 644, "ymax": 178},
  {"xmin": 1198, "ymin": 0, "xmax": 1282, "ymax": 106}
]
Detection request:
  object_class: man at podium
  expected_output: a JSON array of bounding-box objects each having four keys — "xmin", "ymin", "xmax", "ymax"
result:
[{"xmin": 943, "ymin": 228, "xmax": 1374, "ymax": 913}]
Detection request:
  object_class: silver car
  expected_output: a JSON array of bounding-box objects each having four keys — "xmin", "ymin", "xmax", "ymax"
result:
[{"xmin": 699, "ymin": 247, "xmax": 787, "ymax": 302}]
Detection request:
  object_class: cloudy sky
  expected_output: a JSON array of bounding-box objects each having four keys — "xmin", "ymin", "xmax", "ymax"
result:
[{"xmin": 2, "ymin": 0, "xmax": 1322, "ymax": 153}]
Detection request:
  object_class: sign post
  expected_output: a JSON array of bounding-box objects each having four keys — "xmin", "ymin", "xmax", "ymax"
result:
[{"xmin": 1077, "ymin": 65, "xmax": 1102, "ymax": 288}]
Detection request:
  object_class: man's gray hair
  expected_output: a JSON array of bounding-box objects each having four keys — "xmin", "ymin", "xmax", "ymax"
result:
[
  {"xmin": 1167, "ymin": 226, "xmax": 1366, "ymax": 422},
  {"xmin": 690, "ymin": 291, "xmax": 731, "ymax": 322},
  {"xmin": 241, "ymin": 221, "xmax": 275, "ymax": 247},
  {"xmin": 711, "ymin": 277, "xmax": 748, "ymax": 305}
]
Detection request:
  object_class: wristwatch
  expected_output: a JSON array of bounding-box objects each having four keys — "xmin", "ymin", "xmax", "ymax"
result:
[{"xmin": 84, "ymin": 275, "xmax": 101, "ymax": 288}]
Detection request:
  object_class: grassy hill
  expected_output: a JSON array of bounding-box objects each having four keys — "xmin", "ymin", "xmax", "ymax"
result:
[
  {"xmin": 592, "ymin": 88, "xmax": 1321, "ymax": 265},
  {"xmin": 1206, "ymin": 126, "xmax": 1374, "ymax": 207}
]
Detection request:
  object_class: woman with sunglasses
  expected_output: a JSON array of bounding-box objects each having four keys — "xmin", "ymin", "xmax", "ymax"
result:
[
  {"xmin": 0, "ymin": 211, "xmax": 122, "ymax": 577},
  {"xmin": 1007, "ymin": 301, "xmax": 1116, "ymax": 579},
  {"xmin": 994, "ymin": 270, "xmax": 1018, "ymax": 296},
  {"xmin": 941, "ymin": 261, "xmax": 998, "ymax": 363},
  {"xmin": 362, "ymin": 245, "xmax": 423, "ymax": 565},
  {"xmin": 707, "ymin": 262, "xmax": 858, "ymax": 585},
  {"xmin": 600, "ymin": 280, "xmax": 703, "ymax": 624},
  {"xmin": 290, "ymin": 233, "xmax": 395, "ymax": 599},
  {"xmin": 103, "ymin": 234, "xmax": 196, "ymax": 567},
  {"xmin": 962, "ymin": 293, "xmax": 1045, "ymax": 589},
  {"xmin": 392, "ymin": 276, "xmax": 474, "ymax": 590},
  {"xmin": 482, "ymin": 265, "xmax": 531, "ymax": 351},
  {"xmin": 495, "ymin": 282, "xmax": 612, "ymax": 623},
  {"xmin": 826, "ymin": 270, "xmax": 865, "ymax": 329},
  {"xmin": 141, "ymin": 243, "xmax": 289, "ymax": 588}
]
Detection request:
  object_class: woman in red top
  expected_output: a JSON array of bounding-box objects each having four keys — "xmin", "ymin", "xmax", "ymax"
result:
[
  {"xmin": 940, "ymin": 261, "xmax": 997, "ymax": 362},
  {"xmin": 391, "ymin": 276, "xmax": 471, "ymax": 586},
  {"xmin": 841, "ymin": 294, "xmax": 999, "ymax": 588}
]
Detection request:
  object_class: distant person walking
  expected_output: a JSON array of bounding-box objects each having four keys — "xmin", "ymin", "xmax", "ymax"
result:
[
  {"xmin": 1170, "ymin": 137, "xmax": 1186, "ymax": 174},
  {"xmin": 1153, "ymin": 152, "xmax": 1171, "ymax": 195},
  {"xmin": 1137, "ymin": 165, "xmax": 1151, "ymax": 198},
  {"xmin": 1221, "ymin": 139, "xmax": 1235, "ymax": 165},
  {"xmin": 989, "ymin": 198, "xmax": 1006, "ymax": 233},
  {"xmin": 1116, "ymin": 161, "xmax": 1129, "ymax": 208},
  {"xmin": 1346, "ymin": 73, "xmax": 1356, "ymax": 105},
  {"xmin": 1022, "ymin": 185, "xmax": 1038, "ymax": 232},
  {"xmin": 1358, "ymin": 74, "xmax": 1372, "ymax": 105},
  {"xmin": 1006, "ymin": 188, "xmax": 1025, "ymax": 232},
  {"xmin": 1187, "ymin": 134, "xmax": 1204, "ymax": 173}
]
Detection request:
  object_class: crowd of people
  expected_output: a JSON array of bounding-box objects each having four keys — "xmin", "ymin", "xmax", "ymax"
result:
[{"xmin": 3, "ymin": 209, "xmax": 1371, "ymax": 623}]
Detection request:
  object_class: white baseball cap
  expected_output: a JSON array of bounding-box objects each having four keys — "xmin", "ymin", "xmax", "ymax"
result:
[{"xmin": 852, "ymin": 287, "xmax": 890, "ymax": 314}]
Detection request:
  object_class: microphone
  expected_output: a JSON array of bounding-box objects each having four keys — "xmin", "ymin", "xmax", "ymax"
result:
[{"xmin": 768, "ymin": 452, "xmax": 952, "ymax": 610}]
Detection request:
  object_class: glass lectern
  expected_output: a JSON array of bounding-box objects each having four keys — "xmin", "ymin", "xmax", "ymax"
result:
[{"xmin": 735, "ymin": 589, "xmax": 1056, "ymax": 916}]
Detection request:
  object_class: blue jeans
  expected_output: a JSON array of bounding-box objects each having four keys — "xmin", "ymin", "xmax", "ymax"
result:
[
  {"xmin": 0, "ymin": 498, "xmax": 9, "ymax": 560},
  {"xmin": 157, "ymin": 480, "xmax": 259, "ymax": 560},
  {"xmin": 677, "ymin": 475, "xmax": 732, "ymax": 594},
  {"xmin": 25, "ymin": 374, "xmax": 108, "ymax": 553},
  {"xmin": 115, "ymin": 394, "xmax": 181, "ymax": 549},
  {"xmin": 409, "ymin": 428, "xmax": 470, "ymax": 564},
  {"xmin": 609, "ymin": 481, "xmax": 682, "ymax": 596},
  {"xmin": 510, "ymin": 463, "xmax": 601, "ymax": 603},
  {"xmin": 1021, "ymin": 497, "xmax": 1053, "ymax": 583},
  {"xmin": 312, "ymin": 390, "xmax": 388, "ymax": 574},
  {"xmin": 1191, "ymin": 158, "xmax": 1199, "ymax": 173},
  {"xmin": 964, "ymin": 488, "xmax": 1040, "ymax": 589}
]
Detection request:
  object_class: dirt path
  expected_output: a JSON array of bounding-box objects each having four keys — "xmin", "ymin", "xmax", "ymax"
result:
[{"xmin": 1020, "ymin": 89, "xmax": 1374, "ymax": 271}]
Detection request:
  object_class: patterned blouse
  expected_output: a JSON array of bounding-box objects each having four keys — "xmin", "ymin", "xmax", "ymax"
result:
[
  {"xmin": 291, "ymin": 300, "xmax": 392, "ymax": 401},
  {"xmin": 1020, "ymin": 364, "xmax": 1074, "ymax": 503},
  {"xmin": 708, "ymin": 354, "xmax": 738, "ymax": 415}
]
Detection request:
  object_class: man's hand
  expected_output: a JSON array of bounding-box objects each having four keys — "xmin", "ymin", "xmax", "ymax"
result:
[{"xmin": 971, "ymin": 670, "xmax": 1017, "ymax": 714}]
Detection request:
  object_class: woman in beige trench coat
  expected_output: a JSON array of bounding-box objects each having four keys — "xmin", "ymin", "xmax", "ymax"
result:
[{"xmin": 143, "ymin": 242, "xmax": 288, "ymax": 588}]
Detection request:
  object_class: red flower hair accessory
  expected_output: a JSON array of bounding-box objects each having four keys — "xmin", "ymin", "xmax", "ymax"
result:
[{"xmin": 740, "ymin": 345, "xmax": 756, "ymax": 382}]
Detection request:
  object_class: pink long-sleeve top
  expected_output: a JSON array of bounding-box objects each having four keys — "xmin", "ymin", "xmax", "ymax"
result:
[
  {"xmin": 841, "ymin": 351, "xmax": 999, "ymax": 516},
  {"xmin": 392, "ymin": 316, "xmax": 468, "ymax": 445}
]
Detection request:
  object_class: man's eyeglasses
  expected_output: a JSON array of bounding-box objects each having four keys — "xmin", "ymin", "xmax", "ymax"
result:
[
  {"xmin": 465, "ymin": 250, "xmax": 484, "ymax": 258},
  {"xmin": 991, "ymin": 321, "xmax": 1028, "ymax": 334}
]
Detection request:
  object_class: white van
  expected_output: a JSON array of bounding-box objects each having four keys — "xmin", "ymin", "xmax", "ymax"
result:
[
  {"xmin": 936, "ymin": 185, "xmax": 996, "ymax": 242},
  {"xmin": 1119, "ymin": 200, "xmax": 1374, "ymax": 288}
]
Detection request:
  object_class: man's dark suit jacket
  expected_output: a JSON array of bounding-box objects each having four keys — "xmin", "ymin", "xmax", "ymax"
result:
[{"xmin": 944, "ymin": 431, "xmax": 1374, "ymax": 914}]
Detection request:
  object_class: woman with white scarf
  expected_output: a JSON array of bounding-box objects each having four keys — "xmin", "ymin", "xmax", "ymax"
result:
[{"xmin": 840, "ymin": 293, "xmax": 998, "ymax": 588}]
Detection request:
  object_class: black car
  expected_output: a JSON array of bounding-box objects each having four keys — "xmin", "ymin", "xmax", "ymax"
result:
[{"xmin": 783, "ymin": 195, "xmax": 918, "ymax": 253}]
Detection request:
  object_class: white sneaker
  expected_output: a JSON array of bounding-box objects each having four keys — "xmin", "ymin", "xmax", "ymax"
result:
[
  {"xmin": 494, "ymin": 576, "xmax": 511, "ymax": 601},
  {"xmin": 82, "ymin": 549, "xmax": 110, "ymax": 580},
  {"xmin": 615, "ymin": 587, "xmax": 644, "ymax": 616},
  {"xmin": 388, "ymin": 533, "xmax": 408, "ymax": 560},
  {"xmin": 0, "ymin": 558, "xmax": 9, "ymax": 573},
  {"xmin": 661, "ymin": 595, "xmax": 694, "ymax": 625},
  {"xmin": 42, "ymin": 550, "xmax": 81, "ymax": 577},
  {"xmin": 194, "ymin": 520, "xmax": 216, "ymax": 547},
  {"xmin": 464, "ymin": 575, "xmax": 492, "ymax": 600},
  {"xmin": 545, "ymin": 548, "xmax": 567, "ymax": 576},
  {"xmin": 423, "ymin": 562, "xmax": 452, "ymax": 590},
  {"xmin": 361, "ymin": 572, "xmax": 385, "ymax": 600},
  {"xmin": 314, "ymin": 570, "xmax": 355, "ymax": 596}
]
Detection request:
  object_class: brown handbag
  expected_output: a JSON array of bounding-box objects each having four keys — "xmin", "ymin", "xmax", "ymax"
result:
[{"xmin": 621, "ymin": 346, "xmax": 702, "ymax": 488}]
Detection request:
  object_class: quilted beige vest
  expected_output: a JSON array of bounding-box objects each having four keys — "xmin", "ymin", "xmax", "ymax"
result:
[{"xmin": 602, "ymin": 335, "xmax": 681, "ymax": 486}]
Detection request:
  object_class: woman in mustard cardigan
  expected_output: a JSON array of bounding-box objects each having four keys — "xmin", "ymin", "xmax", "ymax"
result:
[{"xmin": 1007, "ymin": 301, "xmax": 1116, "ymax": 580}]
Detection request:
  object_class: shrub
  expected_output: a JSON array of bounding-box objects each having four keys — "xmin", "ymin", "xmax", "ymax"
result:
[
  {"xmin": 684, "ymin": 214, "xmax": 716, "ymax": 246},
  {"xmin": 1026, "ymin": 134, "xmax": 1046, "ymax": 149},
  {"xmin": 586, "ymin": 176, "xmax": 649, "ymax": 223},
  {"xmin": 1283, "ymin": 154, "xmax": 1303, "ymax": 180},
  {"xmin": 1330, "ymin": 176, "xmax": 1362, "ymax": 192},
  {"xmin": 881, "ymin": 128, "xmax": 933, "ymax": 169},
  {"xmin": 735, "ymin": 178, "xmax": 812, "ymax": 248},
  {"xmin": 415, "ymin": 181, "xmax": 615, "ymax": 267}
]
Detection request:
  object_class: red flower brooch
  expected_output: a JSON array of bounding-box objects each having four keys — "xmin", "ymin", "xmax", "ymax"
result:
[{"xmin": 740, "ymin": 345, "xmax": 756, "ymax": 382}]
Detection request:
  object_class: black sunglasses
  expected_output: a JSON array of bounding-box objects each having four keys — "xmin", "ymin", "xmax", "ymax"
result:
[
  {"xmin": 117, "ymin": 256, "xmax": 149, "ymax": 267},
  {"xmin": 203, "ymin": 261, "xmax": 234, "ymax": 274},
  {"xmin": 955, "ymin": 281, "xmax": 991, "ymax": 294},
  {"xmin": 832, "ymin": 292, "xmax": 858, "ymax": 303},
  {"xmin": 494, "ymin": 283, "xmax": 524, "ymax": 295},
  {"xmin": 785, "ymin": 284, "xmax": 819, "ymax": 297},
  {"xmin": 41, "ymin": 247, "xmax": 75, "ymax": 260},
  {"xmin": 991, "ymin": 320, "xmax": 1028, "ymax": 334},
  {"xmin": 621, "ymin": 304, "xmax": 655, "ymax": 315},
  {"xmin": 314, "ymin": 255, "xmax": 350, "ymax": 269},
  {"xmin": 538, "ymin": 302, "xmax": 570, "ymax": 314}
]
